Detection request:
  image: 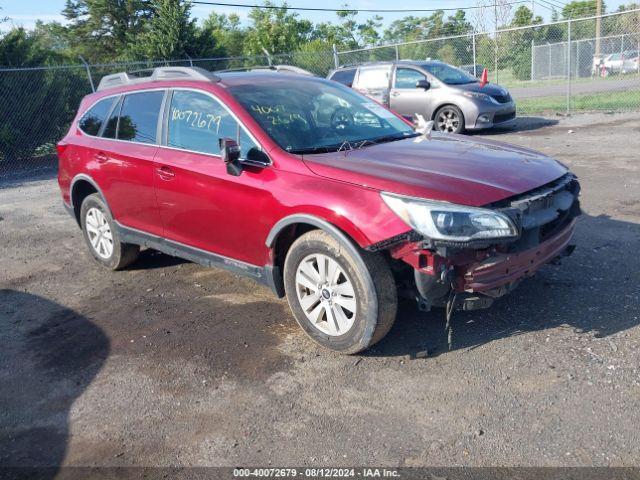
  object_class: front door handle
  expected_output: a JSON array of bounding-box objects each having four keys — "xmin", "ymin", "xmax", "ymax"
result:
[
  {"xmin": 156, "ymin": 166, "xmax": 175, "ymax": 181},
  {"xmin": 391, "ymin": 92, "xmax": 400, "ymax": 97}
]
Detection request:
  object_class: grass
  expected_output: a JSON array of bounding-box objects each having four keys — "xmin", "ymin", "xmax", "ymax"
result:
[
  {"xmin": 516, "ymin": 89, "xmax": 640, "ymax": 114},
  {"xmin": 486, "ymin": 67, "xmax": 640, "ymax": 89}
]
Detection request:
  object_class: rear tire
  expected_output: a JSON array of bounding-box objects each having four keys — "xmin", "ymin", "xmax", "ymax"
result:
[
  {"xmin": 434, "ymin": 105, "xmax": 465, "ymax": 134},
  {"xmin": 80, "ymin": 193, "xmax": 139, "ymax": 270},
  {"xmin": 283, "ymin": 229, "xmax": 397, "ymax": 354}
]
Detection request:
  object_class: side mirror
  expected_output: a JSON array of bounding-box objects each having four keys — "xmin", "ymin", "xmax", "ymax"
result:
[
  {"xmin": 416, "ymin": 79, "xmax": 431, "ymax": 90},
  {"xmin": 219, "ymin": 137, "xmax": 242, "ymax": 176},
  {"xmin": 246, "ymin": 147, "xmax": 270, "ymax": 165}
]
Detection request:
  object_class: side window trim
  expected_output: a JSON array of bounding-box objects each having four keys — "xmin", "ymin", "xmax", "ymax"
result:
[
  {"xmin": 161, "ymin": 87, "xmax": 270, "ymax": 165},
  {"xmin": 98, "ymin": 95, "xmax": 122, "ymax": 138},
  {"xmin": 156, "ymin": 89, "xmax": 170, "ymax": 145},
  {"xmin": 160, "ymin": 89, "xmax": 173, "ymax": 147}
]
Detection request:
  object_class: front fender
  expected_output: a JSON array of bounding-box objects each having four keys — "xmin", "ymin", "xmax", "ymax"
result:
[{"xmin": 266, "ymin": 211, "xmax": 369, "ymax": 250}]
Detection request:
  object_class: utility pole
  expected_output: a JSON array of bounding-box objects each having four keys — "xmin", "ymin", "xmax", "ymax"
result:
[{"xmin": 595, "ymin": 0, "xmax": 602, "ymax": 57}]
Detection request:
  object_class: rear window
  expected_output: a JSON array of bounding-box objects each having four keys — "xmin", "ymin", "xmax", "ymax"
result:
[
  {"xmin": 117, "ymin": 91, "xmax": 164, "ymax": 144},
  {"xmin": 78, "ymin": 97, "xmax": 117, "ymax": 136},
  {"xmin": 330, "ymin": 69, "xmax": 356, "ymax": 86}
]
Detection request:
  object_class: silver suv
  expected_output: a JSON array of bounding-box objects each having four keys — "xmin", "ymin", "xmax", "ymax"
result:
[{"xmin": 328, "ymin": 60, "xmax": 516, "ymax": 134}]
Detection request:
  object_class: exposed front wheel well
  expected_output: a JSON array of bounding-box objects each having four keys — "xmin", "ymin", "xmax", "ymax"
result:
[
  {"xmin": 271, "ymin": 223, "xmax": 319, "ymax": 295},
  {"xmin": 71, "ymin": 179, "xmax": 98, "ymax": 226}
]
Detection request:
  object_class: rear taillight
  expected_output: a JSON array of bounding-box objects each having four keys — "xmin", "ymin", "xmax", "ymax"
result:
[{"xmin": 56, "ymin": 142, "xmax": 68, "ymax": 156}]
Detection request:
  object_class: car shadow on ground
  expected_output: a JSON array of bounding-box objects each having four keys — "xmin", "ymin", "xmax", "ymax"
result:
[
  {"xmin": 366, "ymin": 213, "xmax": 640, "ymax": 359},
  {"xmin": 466, "ymin": 116, "xmax": 559, "ymax": 136},
  {"xmin": 0, "ymin": 290, "xmax": 109, "ymax": 478},
  {"xmin": 126, "ymin": 248, "xmax": 188, "ymax": 270}
]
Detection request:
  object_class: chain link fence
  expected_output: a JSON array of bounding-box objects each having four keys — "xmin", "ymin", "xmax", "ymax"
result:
[
  {"xmin": 337, "ymin": 9, "xmax": 640, "ymax": 117},
  {"xmin": 1, "ymin": 9, "xmax": 639, "ymax": 175}
]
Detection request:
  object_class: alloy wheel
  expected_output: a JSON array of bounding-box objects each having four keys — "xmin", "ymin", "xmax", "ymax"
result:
[
  {"xmin": 295, "ymin": 253, "xmax": 357, "ymax": 336},
  {"xmin": 85, "ymin": 207, "xmax": 113, "ymax": 259},
  {"xmin": 436, "ymin": 108, "xmax": 460, "ymax": 133}
]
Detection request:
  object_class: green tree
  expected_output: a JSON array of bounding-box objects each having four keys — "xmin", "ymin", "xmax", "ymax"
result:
[
  {"xmin": 0, "ymin": 28, "xmax": 87, "ymax": 164},
  {"xmin": 292, "ymin": 39, "xmax": 335, "ymax": 75},
  {"xmin": 135, "ymin": 0, "xmax": 198, "ymax": 59},
  {"xmin": 501, "ymin": 6, "xmax": 545, "ymax": 80},
  {"xmin": 62, "ymin": 0, "xmax": 153, "ymax": 61},
  {"xmin": 243, "ymin": 2, "xmax": 313, "ymax": 55},
  {"xmin": 562, "ymin": 0, "xmax": 605, "ymax": 19},
  {"xmin": 382, "ymin": 10, "xmax": 472, "ymax": 63},
  {"xmin": 199, "ymin": 12, "xmax": 246, "ymax": 58}
]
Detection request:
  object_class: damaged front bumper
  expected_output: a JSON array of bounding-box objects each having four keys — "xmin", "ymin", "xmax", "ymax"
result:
[
  {"xmin": 386, "ymin": 173, "xmax": 581, "ymax": 312},
  {"xmin": 461, "ymin": 218, "xmax": 576, "ymax": 295}
]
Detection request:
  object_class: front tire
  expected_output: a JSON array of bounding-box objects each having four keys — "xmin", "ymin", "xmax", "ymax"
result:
[
  {"xmin": 283, "ymin": 230, "xmax": 397, "ymax": 354},
  {"xmin": 80, "ymin": 193, "xmax": 139, "ymax": 270},
  {"xmin": 434, "ymin": 105, "xmax": 465, "ymax": 134}
]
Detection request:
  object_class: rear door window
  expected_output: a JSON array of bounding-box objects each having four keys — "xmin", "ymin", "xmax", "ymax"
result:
[
  {"xmin": 79, "ymin": 97, "xmax": 117, "ymax": 136},
  {"xmin": 166, "ymin": 90, "xmax": 257, "ymax": 158},
  {"xmin": 330, "ymin": 69, "xmax": 356, "ymax": 86},
  {"xmin": 116, "ymin": 91, "xmax": 164, "ymax": 144}
]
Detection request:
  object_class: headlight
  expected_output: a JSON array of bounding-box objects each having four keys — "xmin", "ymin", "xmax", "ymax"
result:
[
  {"xmin": 381, "ymin": 192, "xmax": 518, "ymax": 243},
  {"xmin": 462, "ymin": 91, "xmax": 497, "ymax": 104}
]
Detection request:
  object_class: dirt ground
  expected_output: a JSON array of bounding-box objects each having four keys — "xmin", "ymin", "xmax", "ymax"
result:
[{"xmin": 1, "ymin": 112, "xmax": 639, "ymax": 469}]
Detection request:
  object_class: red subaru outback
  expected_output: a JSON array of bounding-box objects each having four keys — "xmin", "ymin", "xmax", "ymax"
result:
[{"xmin": 57, "ymin": 67, "xmax": 580, "ymax": 354}]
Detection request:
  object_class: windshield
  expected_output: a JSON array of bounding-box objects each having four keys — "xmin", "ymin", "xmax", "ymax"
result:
[
  {"xmin": 227, "ymin": 78, "xmax": 417, "ymax": 154},
  {"xmin": 420, "ymin": 63, "xmax": 478, "ymax": 85}
]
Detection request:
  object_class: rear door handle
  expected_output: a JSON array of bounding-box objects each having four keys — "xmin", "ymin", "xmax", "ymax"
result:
[
  {"xmin": 391, "ymin": 92, "xmax": 400, "ymax": 97},
  {"xmin": 94, "ymin": 152, "xmax": 108, "ymax": 163},
  {"xmin": 156, "ymin": 166, "xmax": 175, "ymax": 180}
]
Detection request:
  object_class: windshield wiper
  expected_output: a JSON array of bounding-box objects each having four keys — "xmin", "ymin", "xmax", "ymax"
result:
[
  {"xmin": 289, "ymin": 133, "xmax": 417, "ymax": 155},
  {"xmin": 289, "ymin": 141, "xmax": 352, "ymax": 154},
  {"xmin": 364, "ymin": 132, "xmax": 420, "ymax": 146}
]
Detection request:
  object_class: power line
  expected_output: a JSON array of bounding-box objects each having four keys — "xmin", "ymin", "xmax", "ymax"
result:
[
  {"xmin": 191, "ymin": 0, "xmax": 531, "ymax": 14},
  {"xmin": 536, "ymin": 0, "xmax": 566, "ymax": 10}
]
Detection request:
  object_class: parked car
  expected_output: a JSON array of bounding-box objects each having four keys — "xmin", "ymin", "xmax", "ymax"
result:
[
  {"xmin": 58, "ymin": 66, "xmax": 580, "ymax": 354},
  {"xmin": 603, "ymin": 52, "xmax": 626, "ymax": 74},
  {"xmin": 622, "ymin": 50, "xmax": 640, "ymax": 74},
  {"xmin": 327, "ymin": 60, "xmax": 516, "ymax": 134}
]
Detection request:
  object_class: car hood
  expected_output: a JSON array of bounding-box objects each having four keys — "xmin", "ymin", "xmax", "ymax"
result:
[
  {"xmin": 453, "ymin": 81, "xmax": 510, "ymax": 96},
  {"xmin": 301, "ymin": 133, "xmax": 568, "ymax": 207}
]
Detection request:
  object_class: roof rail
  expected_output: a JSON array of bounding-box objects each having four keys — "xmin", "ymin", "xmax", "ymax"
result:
[
  {"xmin": 216, "ymin": 64, "xmax": 314, "ymax": 76},
  {"xmin": 96, "ymin": 66, "xmax": 220, "ymax": 91}
]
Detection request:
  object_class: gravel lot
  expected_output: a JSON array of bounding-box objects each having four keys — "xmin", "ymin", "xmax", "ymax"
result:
[{"xmin": 1, "ymin": 112, "xmax": 639, "ymax": 469}]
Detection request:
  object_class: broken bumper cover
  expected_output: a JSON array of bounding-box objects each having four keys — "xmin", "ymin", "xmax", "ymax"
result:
[{"xmin": 460, "ymin": 218, "xmax": 577, "ymax": 294}]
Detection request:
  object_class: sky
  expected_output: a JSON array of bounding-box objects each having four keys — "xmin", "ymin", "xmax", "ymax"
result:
[{"xmin": 1, "ymin": 0, "xmax": 632, "ymax": 32}]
